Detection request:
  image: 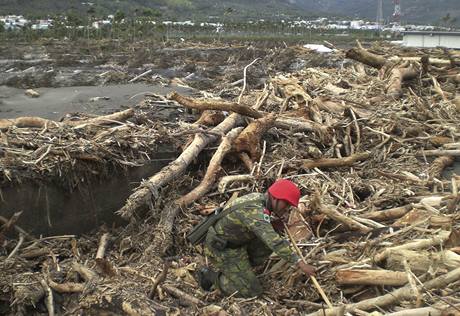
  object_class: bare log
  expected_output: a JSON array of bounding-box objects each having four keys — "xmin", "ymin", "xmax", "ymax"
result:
[
  {"xmin": 168, "ymin": 92, "xmax": 262, "ymax": 119},
  {"xmin": 362, "ymin": 205, "xmax": 413, "ymax": 221},
  {"xmin": 386, "ymin": 249, "xmax": 460, "ymax": 274},
  {"xmin": 386, "ymin": 306, "xmax": 444, "ymax": 316},
  {"xmin": 345, "ymin": 46, "xmax": 387, "ymax": 69},
  {"xmin": 311, "ymin": 192, "xmax": 371, "ymax": 234},
  {"xmin": 373, "ymin": 230, "xmax": 451, "ymax": 263},
  {"xmin": 0, "ymin": 108, "xmax": 134, "ymax": 130},
  {"xmin": 336, "ymin": 269, "xmax": 408, "ymax": 286},
  {"xmin": 386, "ymin": 66, "xmax": 419, "ymax": 97},
  {"xmin": 177, "ymin": 127, "xmax": 243, "ymax": 206},
  {"xmin": 307, "ymin": 266, "xmax": 460, "ymax": 316},
  {"xmin": 47, "ymin": 279, "xmax": 84, "ymax": 293},
  {"xmin": 117, "ymin": 112, "xmax": 241, "ymax": 219},
  {"xmin": 301, "ymin": 152, "xmax": 370, "ymax": 170},
  {"xmin": 420, "ymin": 150, "xmax": 460, "ymax": 157},
  {"xmin": 0, "ymin": 117, "xmax": 59, "ymax": 131},
  {"xmin": 151, "ymin": 127, "xmax": 243, "ymax": 254}
]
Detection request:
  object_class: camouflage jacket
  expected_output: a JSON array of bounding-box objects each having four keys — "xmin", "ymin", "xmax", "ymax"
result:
[{"xmin": 214, "ymin": 193, "xmax": 300, "ymax": 265}]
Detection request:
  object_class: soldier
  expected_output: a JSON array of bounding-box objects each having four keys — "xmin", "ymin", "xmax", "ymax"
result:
[{"xmin": 198, "ymin": 179, "xmax": 316, "ymax": 297}]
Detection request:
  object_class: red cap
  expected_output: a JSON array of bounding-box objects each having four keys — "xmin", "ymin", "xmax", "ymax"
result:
[{"xmin": 268, "ymin": 179, "xmax": 300, "ymax": 207}]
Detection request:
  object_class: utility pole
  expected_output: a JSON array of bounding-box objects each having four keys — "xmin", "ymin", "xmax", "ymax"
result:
[
  {"xmin": 376, "ymin": 0, "xmax": 384, "ymax": 29},
  {"xmin": 393, "ymin": 0, "xmax": 402, "ymax": 24}
]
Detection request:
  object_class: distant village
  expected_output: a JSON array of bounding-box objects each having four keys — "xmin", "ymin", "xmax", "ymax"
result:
[{"xmin": 0, "ymin": 14, "xmax": 451, "ymax": 34}]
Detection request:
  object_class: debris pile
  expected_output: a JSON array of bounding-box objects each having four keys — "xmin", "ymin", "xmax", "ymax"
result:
[{"xmin": 1, "ymin": 41, "xmax": 460, "ymax": 315}]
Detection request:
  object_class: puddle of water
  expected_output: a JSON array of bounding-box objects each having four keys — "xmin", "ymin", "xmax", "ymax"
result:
[
  {"xmin": 0, "ymin": 83, "xmax": 193, "ymax": 120},
  {"xmin": 0, "ymin": 148, "xmax": 177, "ymax": 236}
]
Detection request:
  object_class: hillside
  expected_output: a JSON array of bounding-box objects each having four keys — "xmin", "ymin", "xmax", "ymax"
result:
[
  {"xmin": 0, "ymin": 0, "xmax": 458, "ymax": 25},
  {"xmin": 294, "ymin": 0, "xmax": 460, "ymax": 25}
]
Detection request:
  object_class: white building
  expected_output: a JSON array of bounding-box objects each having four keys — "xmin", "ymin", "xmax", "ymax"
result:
[{"xmin": 403, "ymin": 31, "xmax": 460, "ymax": 49}]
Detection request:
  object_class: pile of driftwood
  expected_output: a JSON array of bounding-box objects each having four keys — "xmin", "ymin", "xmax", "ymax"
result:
[{"xmin": 1, "ymin": 41, "xmax": 460, "ymax": 315}]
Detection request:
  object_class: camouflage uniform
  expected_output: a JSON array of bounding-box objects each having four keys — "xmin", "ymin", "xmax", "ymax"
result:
[{"xmin": 204, "ymin": 193, "xmax": 299, "ymax": 297}]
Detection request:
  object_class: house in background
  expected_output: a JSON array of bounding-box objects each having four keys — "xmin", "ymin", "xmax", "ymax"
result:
[{"xmin": 402, "ymin": 31, "xmax": 460, "ymax": 49}]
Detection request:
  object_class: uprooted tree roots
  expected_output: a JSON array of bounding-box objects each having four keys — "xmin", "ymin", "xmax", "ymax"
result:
[{"xmin": 1, "ymin": 41, "xmax": 460, "ymax": 315}]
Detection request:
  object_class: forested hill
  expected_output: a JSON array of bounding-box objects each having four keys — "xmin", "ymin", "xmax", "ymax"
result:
[{"xmin": 1, "ymin": 0, "xmax": 458, "ymax": 25}]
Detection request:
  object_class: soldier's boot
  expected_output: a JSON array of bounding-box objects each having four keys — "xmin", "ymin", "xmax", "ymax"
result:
[{"xmin": 197, "ymin": 267, "xmax": 219, "ymax": 291}]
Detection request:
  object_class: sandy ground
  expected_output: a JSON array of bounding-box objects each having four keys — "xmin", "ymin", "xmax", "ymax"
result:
[{"xmin": 0, "ymin": 83, "xmax": 193, "ymax": 120}]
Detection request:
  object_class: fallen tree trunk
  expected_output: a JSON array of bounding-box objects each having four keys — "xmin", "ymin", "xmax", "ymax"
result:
[
  {"xmin": 301, "ymin": 152, "xmax": 370, "ymax": 170},
  {"xmin": 362, "ymin": 205, "xmax": 413, "ymax": 221},
  {"xmin": 420, "ymin": 149, "xmax": 460, "ymax": 157},
  {"xmin": 117, "ymin": 113, "xmax": 242, "ymax": 219},
  {"xmin": 336, "ymin": 269, "xmax": 408, "ymax": 286},
  {"xmin": 168, "ymin": 92, "xmax": 262, "ymax": 119},
  {"xmin": 385, "ymin": 306, "xmax": 445, "ymax": 316},
  {"xmin": 0, "ymin": 108, "xmax": 135, "ymax": 131},
  {"xmin": 386, "ymin": 65, "xmax": 419, "ymax": 97},
  {"xmin": 307, "ymin": 266, "xmax": 460, "ymax": 316},
  {"xmin": 311, "ymin": 192, "xmax": 371, "ymax": 234},
  {"xmin": 169, "ymin": 92, "xmax": 330, "ymax": 135},
  {"xmin": 345, "ymin": 45, "xmax": 387, "ymax": 69},
  {"xmin": 149, "ymin": 127, "xmax": 243, "ymax": 254},
  {"xmin": 233, "ymin": 113, "xmax": 276, "ymax": 160},
  {"xmin": 373, "ymin": 230, "xmax": 451, "ymax": 263},
  {"xmin": 428, "ymin": 156, "xmax": 455, "ymax": 179},
  {"xmin": 386, "ymin": 249, "xmax": 460, "ymax": 274}
]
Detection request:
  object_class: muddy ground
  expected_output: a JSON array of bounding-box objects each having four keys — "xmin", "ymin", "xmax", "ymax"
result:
[{"xmin": 0, "ymin": 39, "xmax": 345, "ymax": 119}]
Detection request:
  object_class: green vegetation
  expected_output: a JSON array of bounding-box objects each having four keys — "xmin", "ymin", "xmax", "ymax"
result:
[{"xmin": 0, "ymin": 0, "xmax": 458, "ymax": 26}]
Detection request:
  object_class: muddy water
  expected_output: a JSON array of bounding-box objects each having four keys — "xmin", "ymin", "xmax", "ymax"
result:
[
  {"xmin": 1, "ymin": 149, "xmax": 178, "ymax": 236},
  {"xmin": 0, "ymin": 83, "xmax": 193, "ymax": 120}
]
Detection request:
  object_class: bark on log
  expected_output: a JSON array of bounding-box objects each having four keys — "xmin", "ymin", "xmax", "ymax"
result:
[
  {"xmin": 362, "ymin": 205, "xmax": 413, "ymax": 221},
  {"xmin": 47, "ymin": 279, "xmax": 84, "ymax": 293},
  {"xmin": 117, "ymin": 113, "xmax": 242, "ymax": 219},
  {"xmin": 168, "ymin": 92, "xmax": 262, "ymax": 119},
  {"xmin": 307, "ymin": 266, "xmax": 460, "ymax": 316},
  {"xmin": 428, "ymin": 156, "xmax": 455, "ymax": 179},
  {"xmin": 0, "ymin": 117, "xmax": 59, "ymax": 131},
  {"xmin": 336, "ymin": 269, "xmax": 408, "ymax": 286},
  {"xmin": 301, "ymin": 152, "xmax": 370, "ymax": 170},
  {"xmin": 311, "ymin": 192, "xmax": 371, "ymax": 234},
  {"xmin": 194, "ymin": 110, "xmax": 225, "ymax": 126},
  {"xmin": 233, "ymin": 113, "xmax": 276, "ymax": 160},
  {"xmin": 345, "ymin": 47, "xmax": 386, "ymax": 69},
  {"xmin": 386, "ymin": 66, "xmax": 419, "ymax": 97}
]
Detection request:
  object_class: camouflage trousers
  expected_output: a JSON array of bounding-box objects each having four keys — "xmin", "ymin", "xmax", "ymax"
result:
[{"xmin": 204, "ymin": 229, "xmax": 272, "ymax": 297}]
